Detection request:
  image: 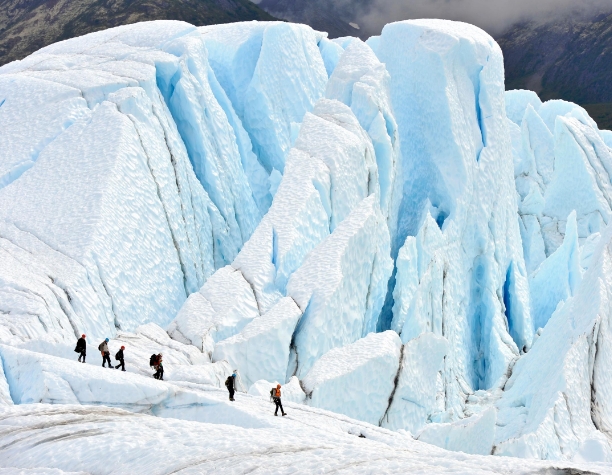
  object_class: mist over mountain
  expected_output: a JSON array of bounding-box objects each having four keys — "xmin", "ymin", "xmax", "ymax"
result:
[
  {"xmin": 251, "ymin": 0, "xmax": 612, "ymax": 38},
  {"xmin": 358, "ymin": 0, "xmax": 612, "ymax": 38},
  {"xmin": 255, "ymin": 0, "xmax": 364, "ymax": 38}
]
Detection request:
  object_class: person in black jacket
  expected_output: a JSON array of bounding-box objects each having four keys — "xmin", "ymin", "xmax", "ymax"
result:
[
  {"xmin": 75, "ymin": 334, "xmax": 86, "ymax": 363},
  {"xmin": 225, "ymin": 373, "xmax": 236, "ymax": 401},
  {"xmin": 115, "ymin": 346, "xmax": 126, "ymax": 371},
  {"xmin": 153, "ymin": 354, "xmax": 164, "ymax": 380}
]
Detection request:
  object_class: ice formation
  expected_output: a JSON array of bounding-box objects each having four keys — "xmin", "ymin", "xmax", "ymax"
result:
[
  {"xmin": 301, "ymin": 331, "xmax": 402, "ymax": 425},
  {"xmin": 213, "ymin": 297, "xmax": 301, "ymax": 387},
  {"xmin": 1, "ymin": 15, "xmax": 612, "ymax": 472}
]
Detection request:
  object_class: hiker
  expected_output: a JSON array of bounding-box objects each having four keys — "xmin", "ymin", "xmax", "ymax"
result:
[
  {"xmin": 152, "ymin": 353, "xmax": 164, "ymax": 380},
  {"xmin": 271, "ymin": 384, "xmax": 286, "ymax": 416},
  {"xmin": 75, "ymin": 334, "xmax": 86, "ymax": 363},
  {"xmin": 149, "ymin": 353, "xmax": 159, "ymax": 378},
  {"xmin": 225, "ymin": 373, "xmax": 236, "ymax": 401},
  {"xmin": 115, "ymin": 346, "xmax": 126, "ymax": 371},
  {"xmin": 99, "ymin": 338, "xmax": 111, "ymax": 368}
]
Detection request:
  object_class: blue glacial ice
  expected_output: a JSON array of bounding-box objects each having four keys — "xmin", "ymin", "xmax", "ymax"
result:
[{"xmin": 2, "ymin": 17, "xmax": 612, "ymax": 467}]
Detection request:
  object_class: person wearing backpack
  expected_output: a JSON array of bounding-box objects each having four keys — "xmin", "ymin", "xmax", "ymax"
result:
[
  {"xmin": 225, "ymin": 373, "xmax": 236, "ymax": 401},
  {"xmin": 75, "ymin": 334, "xmax": 86, "ymax": 363},
  {"xmin": 98, "ymin": 338, "xmax": 111, "ymax": 368},
  {"xmin": 153, "ymin": 354, "xmax": 164, "ymax": 380},
  {"xmin": 115, "ymin": 346, "xmax": 126, "ymax": 371},
  {"xmin": 271, "ymin": 384, "xmax": 286, "ymax": 417}
]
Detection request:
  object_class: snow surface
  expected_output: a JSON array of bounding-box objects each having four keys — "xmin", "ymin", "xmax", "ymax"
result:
[
  {"xmin": 2, "ymin": 16, "xmax": 612, "ymax": 471},
  {"xmin": 1, "ymin": 402, "xmax": 609, "ymax": 474}
]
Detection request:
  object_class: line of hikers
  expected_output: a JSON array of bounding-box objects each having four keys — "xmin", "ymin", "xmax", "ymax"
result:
[
  {"xmin": 77, "ymin": 335, "xmax": 285, "ymax": 416},
  {"xmin": 225, "ymin": 373, "xmax": 286, "ymax": 416},
  {"xmin": 74, "ymin": 334, "xmax": 163, "ymax": 379}
]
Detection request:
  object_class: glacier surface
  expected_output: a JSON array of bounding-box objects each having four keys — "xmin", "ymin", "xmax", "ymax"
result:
[{"xmin": 0, "ymin": 16, "xmax": 612, "ymax": 473}]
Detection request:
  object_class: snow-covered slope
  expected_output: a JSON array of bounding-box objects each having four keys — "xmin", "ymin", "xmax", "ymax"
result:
[
  {"xmin": 2, "ymin": 399, "xmax": 610, "ymax": 474},
  {"xmin": 1, "ymin": 17, "xmax": 612, "ymax": 471}
]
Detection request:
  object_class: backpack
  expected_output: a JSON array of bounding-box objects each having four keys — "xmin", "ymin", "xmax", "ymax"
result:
[
  {"xmin": 149, "ymin": 354, "xmax": 158, "ymax": 367},
  {"xmin": 270, "ymin": 388, "xmax": 275, "ymax": 399},
  {"xmin": 225, "ymin": 376, "xmax": 233, "ymax": 389},
  {"xmin": 98, "ymin": 342, "xmax": 104, "ymax": 351},
  {"xmin": 115, "ymin": 351, "xmax": 122, "ymax": 360}
]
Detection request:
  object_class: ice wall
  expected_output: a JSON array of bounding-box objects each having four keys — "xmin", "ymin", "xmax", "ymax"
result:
[
  {"xmin": 301, "ymin": 331, "xmax": 401, "ymax": 425},
  {"xmin": 494, "ymin": 224, "xmax": 612, "ymax": 462},
  {"xmin": 375, "ymin": 20, "xmax": 532, "ymax": 417},
  {"xmin": 167, "ymin": 265, "xmax": 259, "ymax": 357},
  {"xmin": 287, "ymin": 194, "xmax": 393, "ymax": 379},
  {"xmin": 507, "ymin": 91, "xmax": 612, "ymax": 271},
  {"xmin": 213, "ymin": 297, "xmax": 301, "ymax": 387},
  {"xmin": 201, "ymin": 22, "xmax": 328, "ymax": 179},
  {"xmin": 324, "ymin": 39, "xmax": 401, "ymax": 232},
  {"xmin": 0, "ymin": 21, "xmax": 278, "ymax": 345}
]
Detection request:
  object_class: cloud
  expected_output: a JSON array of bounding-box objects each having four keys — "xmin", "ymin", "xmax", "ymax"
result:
[{"xmin": 357, "ymin": 0, "xmax": 612, "ymax": 37}]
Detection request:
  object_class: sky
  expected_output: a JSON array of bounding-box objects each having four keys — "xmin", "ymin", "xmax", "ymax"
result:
[{"xmin": 357, "ymin": 0, "xmax": 612, "ymax": 36}]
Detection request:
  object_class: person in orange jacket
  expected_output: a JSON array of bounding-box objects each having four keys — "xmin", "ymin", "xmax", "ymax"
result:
[{"xmin": 271, "ymin": 384, "xmax": 286, "ymax": 417}]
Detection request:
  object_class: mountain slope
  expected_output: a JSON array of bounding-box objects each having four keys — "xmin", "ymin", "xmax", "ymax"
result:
[
  {"xmin": 498, "ymin": 12, "xmax": 612, "ymax": 104},
  {"xmin": 0, "ymin": 0, "xmax": 275, "ymax": 66},
  {"xmin": 497, "ymin": 11, "xmax": 612, "ymax": 128}
]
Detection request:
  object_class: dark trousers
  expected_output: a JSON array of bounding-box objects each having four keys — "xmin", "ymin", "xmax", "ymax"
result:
[
  {"xmin": 115, "ymin": 358, "xmax": 125, "ymax": 371},
  {"xmin": 228, "ymin": 388, "xmax": 235, "ymax": 401},
  {"xmin": 154, "ymin": 365, "xmax": 164, "ymax": 380},
  {"xmin": 102, "ymin": 352, "xmax": 111, "ymax": 367},
  {"xmin": 78, "ymin": 350, "xmax": 86, "ymax": 363},
  {"xmin": 273, "ymin": 397, "xmax": 285, "ymax": 415}
]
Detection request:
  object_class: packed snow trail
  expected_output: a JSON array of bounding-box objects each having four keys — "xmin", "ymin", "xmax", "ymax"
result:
[{"xmin": 0, "ymin": 401, "xmax": 610, "ymax": 474}]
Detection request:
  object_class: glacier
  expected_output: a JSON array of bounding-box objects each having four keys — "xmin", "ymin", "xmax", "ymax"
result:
[{"xmin": 0, "ymin": 15, "xmax": 612, "ymax": 473}]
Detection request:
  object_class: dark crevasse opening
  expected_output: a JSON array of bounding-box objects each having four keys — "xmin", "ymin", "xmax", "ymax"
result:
[
  {"xmin": 469, "ymin": 62, "xmax": 485, "ymax": 161},
  {"xmin": 376, "ymin": 267, "xmax": 397, "ymax": 333},
  {"xmin": 502, "ymin": 261, "xmax": 530, "ymax": 353},
  {"xmin": 503, "ymin": 265, "xmax": 515, "ymax": 343},
  {"xmin": 468, "ymin": 255, "xmax": 492, "ymax": 390}
]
